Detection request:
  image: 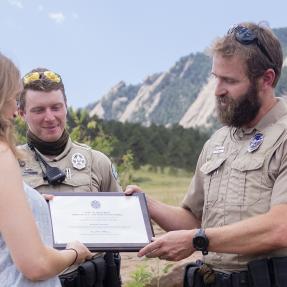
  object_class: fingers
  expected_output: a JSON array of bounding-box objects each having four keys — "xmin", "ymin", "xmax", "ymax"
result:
[
  {"xmin": 138, "ymin": 239, "xmax": 162, "ymax": 258},
  {"xmin": 137, "ymin": 234, "xmax": 185, "ymax": 261},
  {"xmin": 88, "ymin": 254, "xmax": 93, "ymax": 259},
  {"xmin": 66, "ymin": 241, "xmax": 93, "ymax": 263},
  {"xmin": 43, "ymin": 194, "xmax": 54, "ymax": 201},
  {"xmin": 85, "ymin": 250, "xmax": 93, "ymax": 260},
  {"xmin": 138, "ymin": 242, "xmax": 172, "ymax": 260},
  {"xmin": 125, "ymin": 184, "xmax": 143, "ymax": 195}
]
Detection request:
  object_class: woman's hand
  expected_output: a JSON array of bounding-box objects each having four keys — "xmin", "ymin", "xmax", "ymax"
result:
[{"xmin": 66, "ymin": 241, "xmax": 93, "ymax": 264}]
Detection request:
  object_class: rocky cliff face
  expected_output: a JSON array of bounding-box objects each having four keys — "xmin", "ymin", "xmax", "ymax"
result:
[
  {"xmin": 90, "ymin": 53, "xmax": 213, "ymax": 128},
  {"xmin": 89, "ymin": 27, "xmax": 287, "ymax": 129}
]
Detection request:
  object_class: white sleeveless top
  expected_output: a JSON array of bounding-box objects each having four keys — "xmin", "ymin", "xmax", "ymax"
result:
[{"xmin": 0, "ymin": 183, "xmax": 61, "ymax": 286}]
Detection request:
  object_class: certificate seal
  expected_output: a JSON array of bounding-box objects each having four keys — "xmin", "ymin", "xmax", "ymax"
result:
[
  {"xmin": 91, "ymin": 200, "xmax": 101, "ymax": 209},
  {"xmin": 71, "ymin": 153, "xmax": 86, "ymax": 170}
]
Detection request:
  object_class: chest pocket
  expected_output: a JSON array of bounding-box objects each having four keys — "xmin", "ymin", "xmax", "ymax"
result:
[
  {"xmin": 200, "ymin": 157, "xmax": 227, "ymax": 205},
  {"xmin": 200, "ymin": 155, "xmax": 266, "ymax": 206},
  {"xmin": 64, "ymin": 170, "xmax": 92, "ymax": 192},
  {"xmin": 226, "ymin": 156, "xmax": 265, "ymax": 206}
]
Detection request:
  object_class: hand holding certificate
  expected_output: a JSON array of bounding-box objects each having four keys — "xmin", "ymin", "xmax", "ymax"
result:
[{"xmin": 48, "ymin": 192, "xmax": 154, "ymax": 251}]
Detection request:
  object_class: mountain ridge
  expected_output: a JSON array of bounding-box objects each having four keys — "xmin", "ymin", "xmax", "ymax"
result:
[{"xmin": 90, "ymin": 27, "xmax": 287, "ymax": 129}]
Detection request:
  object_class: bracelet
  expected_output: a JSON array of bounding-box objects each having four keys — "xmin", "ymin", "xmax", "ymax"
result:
[{"xmin": 66, "ymin": 248, "xmax": 78, "ymax": 267}]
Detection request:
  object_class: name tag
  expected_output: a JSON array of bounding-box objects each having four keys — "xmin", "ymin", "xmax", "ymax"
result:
[{"xmin": 213, "ymin": 146, "xmax": 225, "ymax": 154}]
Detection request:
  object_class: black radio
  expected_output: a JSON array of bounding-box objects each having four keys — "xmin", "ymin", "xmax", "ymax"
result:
[
  {"xmin": 44, "ymin": 165, "xmax": 66, "ymax": 185},
  {"xmin": 28, "ymin": 143, "xmax": 66, "ymax": 185}
]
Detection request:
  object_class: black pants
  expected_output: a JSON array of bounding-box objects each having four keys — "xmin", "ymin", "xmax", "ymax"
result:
[{"xmin": 60, "ymin": 252, "xmax": 121, "ymax": 287}]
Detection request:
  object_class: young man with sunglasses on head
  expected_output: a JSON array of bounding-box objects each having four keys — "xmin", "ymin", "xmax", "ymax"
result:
[
  {"xmin": 17, "ymin": 68, "xmax": 122, "ymax": 287},
  {"xmin": 126, "ymin": 22, "xmax": 287, "ymax": 286}
]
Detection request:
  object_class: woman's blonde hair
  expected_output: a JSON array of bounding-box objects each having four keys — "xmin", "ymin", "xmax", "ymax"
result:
[{"xmin": 0, "ymin": 52, "xmax": 21, "ymax": 158}]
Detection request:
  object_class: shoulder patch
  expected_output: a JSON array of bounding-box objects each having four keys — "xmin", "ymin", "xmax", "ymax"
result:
[{"xmin": 111, "ymin": 163, "xmax": 119, "ymax": 181}]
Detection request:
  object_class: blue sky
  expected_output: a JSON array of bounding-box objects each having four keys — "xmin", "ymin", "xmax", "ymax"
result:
[{"xmin": 1, "ymin": 0, "xmax": 287, "ymax": 108}]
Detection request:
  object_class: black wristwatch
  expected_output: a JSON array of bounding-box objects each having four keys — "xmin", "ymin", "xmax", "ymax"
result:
[{"xmin": 193, "ymin": 228, "xmax": 209, "ymax": 255}]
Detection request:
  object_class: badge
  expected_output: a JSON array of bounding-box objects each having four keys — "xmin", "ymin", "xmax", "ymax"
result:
[
  {"xmin": 247, "ymin": 133, "xmax": 264, "ymax": 153},
  {"xmin": 71, "ymin": 153, "xmax": 86, "ymax": 170}
]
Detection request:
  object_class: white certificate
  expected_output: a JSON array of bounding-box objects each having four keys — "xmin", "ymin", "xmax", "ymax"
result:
[{"xmin": 48, "ymin": 192, "xmax": 154, "ymax": 251}]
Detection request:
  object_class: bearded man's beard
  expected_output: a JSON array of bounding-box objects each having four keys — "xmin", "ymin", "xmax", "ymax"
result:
[{"xmin": 216, "ymin": 83, "xmax": 261, "ymax": 128}]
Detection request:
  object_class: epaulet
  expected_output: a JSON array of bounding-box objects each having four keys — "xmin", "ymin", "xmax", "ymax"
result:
[
  {"xmin": 73, "ymin": 141, "xmax": 92, "ymax": 150},
  {"xmin": 209, "ymin": 126, "xmax": 230, "ymax": 141},
  {"xmin": 277, "ymin": 113, "xmax": 287, "ymax": 130}
]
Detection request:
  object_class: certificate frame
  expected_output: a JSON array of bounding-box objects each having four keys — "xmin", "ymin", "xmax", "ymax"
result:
[{"xmin": 47, "ymin": 192, "xmax": 154, "ymax": 252}]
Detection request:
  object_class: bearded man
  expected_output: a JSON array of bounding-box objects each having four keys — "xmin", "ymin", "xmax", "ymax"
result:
[{"xmin": 125, "ymin": 22, "xmax": 287, "ymax": 287}]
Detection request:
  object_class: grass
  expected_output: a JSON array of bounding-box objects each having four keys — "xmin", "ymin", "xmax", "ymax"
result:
[
  {"xmin": 125, "ymin": 264, "xmax": 153, "ymax": 287},
  {"xmin": 130, "ymin": 165, "xmax": 193, "ymax": 206},
  {"xmin": 122, "ymin": 166, "xmax": 194, "ymax": 287}
]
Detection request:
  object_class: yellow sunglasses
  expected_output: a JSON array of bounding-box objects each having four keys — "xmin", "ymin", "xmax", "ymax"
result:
[{"xmin": 23, "ymin": 71, "xmax": 61, "ymax": 85}]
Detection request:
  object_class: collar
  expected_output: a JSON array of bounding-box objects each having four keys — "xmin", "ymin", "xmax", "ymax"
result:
[
  {"xmin": 51, "ymin": 138, "xmax": 73, "ymax": 161},
  {"xmin": 235, "ymin": 98, "xmax": 287, "ymax": 138},
  {"xmin": 31, "ymin": 138, "xmax": 73, "ymax": 162},
  {"xmin": 255, "ymin": 98, "xmax": 287, "ymax": 131}
]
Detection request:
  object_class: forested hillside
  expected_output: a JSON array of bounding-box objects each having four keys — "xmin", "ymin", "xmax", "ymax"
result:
[{"xmin": 15, "ymin": 109, "xmax": 210, "ymax": 173}]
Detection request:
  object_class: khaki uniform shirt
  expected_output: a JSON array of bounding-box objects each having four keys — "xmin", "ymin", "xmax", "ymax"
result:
[
  {"xmin": 18, "ymin": 138, "xmax": 122, "ymax": 193},
  {"xmin": 182, "ymin": 98, "xmax": 287, "ymax": 272},
  {"xmin": 18, "ymin": 138, "xmax": 122, "ymax": 274}
]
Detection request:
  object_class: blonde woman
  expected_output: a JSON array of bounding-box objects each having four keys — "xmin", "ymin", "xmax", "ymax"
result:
[{"xmin": 0, "ymin": 52, "xmax": 92, "ymax": 286}]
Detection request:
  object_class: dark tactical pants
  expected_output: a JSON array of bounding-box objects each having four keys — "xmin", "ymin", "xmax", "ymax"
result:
[
  {"xmin": 184, "ymin": 257, "xmax": 287, "ymax": 287},
  {"xmin": 60, "ymin": 252, "xmax": 121, "ymax": 287}
]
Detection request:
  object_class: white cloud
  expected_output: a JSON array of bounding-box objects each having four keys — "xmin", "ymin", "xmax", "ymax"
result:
[
  {"xmin": 48, "ymin": 12, "xmax": 65, "ymax": 24},
  {"xmin": 8, "ymin": 0, "xmax": 23, "ymax": 9}
]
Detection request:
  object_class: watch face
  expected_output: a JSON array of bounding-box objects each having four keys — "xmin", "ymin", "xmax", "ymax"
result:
[
  {"xmin": 193, "ymin": 229, "xmax": 209, "ymax": 253},
  {"xmin": 194, "ymin": 237, "xmax": 207, "ymax": 248}
]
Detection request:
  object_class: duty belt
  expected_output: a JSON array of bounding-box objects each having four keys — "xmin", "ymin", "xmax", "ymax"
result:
[
  {"xmin": 60, "ymin": 252, "xmax": 121, "ymax": 287},
  {"xmin": 184, "ymin": 256, "xmax": 287, "ymax": 287},
  {"xmin": 184, "ymin": 261, "xmax": 249, "ymax": 287}
]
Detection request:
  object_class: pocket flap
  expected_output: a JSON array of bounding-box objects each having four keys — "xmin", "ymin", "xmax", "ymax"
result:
[
  {"xmin": 200, "ymin": 157, "xmax": 226, "ymax": 175},
  {"xmin": 231, "ymin": 156, "xmax": 264, "ymax": 171},
  {"xmin": 67, "ymin": 173, "xmax": 91, "ymax": 187}
]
